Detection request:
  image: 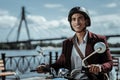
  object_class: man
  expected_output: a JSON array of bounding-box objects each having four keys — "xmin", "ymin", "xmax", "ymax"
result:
[{"xmin": 37, "ymin": 6, "xmax": 113, "ymax": 80}]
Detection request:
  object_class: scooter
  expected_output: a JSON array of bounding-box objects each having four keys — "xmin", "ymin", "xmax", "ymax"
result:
[{"xmin": 32, "ymin": 42, "xmax": 106, "ymax": 80}]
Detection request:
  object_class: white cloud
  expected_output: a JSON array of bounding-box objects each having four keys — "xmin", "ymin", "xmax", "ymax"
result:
[
  {"xmin": 0, "ymin": 15, "xmax": 17, "ymax": 28},
  {"xmin": 0, "ymin": 9, "xmax": 17, "ymax": 28},
  {"xmin": 90, "ymin": 14, "xmax": 120, "ymax": 35},
  {"xmin": 92, "ymin": 14, "xmax": 120, "ymax": 25},
  {"xmin": 27, "ymin": 15, "xmax": 46, "ymax": 25},
  {"xmin": 47, "ymin": 20, "xmax": 60, "ymax": 28},
  {"xmin": 27, "ymin": 15, "xmax": 69, "ymax": 29},
  {"xmin": 44, "ymin": 3, "xmax": 63, "ymax": 8},
  {"xmin": 59, "ymin": 17, "xmax": 69, "ymax": 26},
  {"xmin": 105, "ymin": 3, "xmax": 117, "ymax": 8},
  {"xmin": 27, "ymin": 15, "xmax": 60, "ymax": 29}
]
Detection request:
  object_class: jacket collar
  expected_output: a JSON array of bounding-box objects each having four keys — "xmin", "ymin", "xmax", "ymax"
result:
[{"xmin": 88, "ymin": 31, "xmax": 94, "ymax": 40}]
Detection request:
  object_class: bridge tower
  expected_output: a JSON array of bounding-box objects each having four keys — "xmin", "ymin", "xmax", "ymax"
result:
[
  {"xmin": 16, "ymin": 6, "xmax": 32, "ymax": 49},
  {"xmin": 17, "ymin": 6, "xmax": 31, "ymax": 42}
]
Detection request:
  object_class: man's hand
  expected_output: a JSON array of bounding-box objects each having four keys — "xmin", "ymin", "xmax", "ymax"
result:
[
  {"xmin": 36, "ymin": 65, "xmax": 48, "ymax": 73},
  {"xmin": 88, "ymin": 64, "xmax": 101, "ymax": 74}
]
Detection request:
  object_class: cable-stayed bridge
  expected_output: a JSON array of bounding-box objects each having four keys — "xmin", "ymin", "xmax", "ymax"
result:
[{"xmin": 0, "ymin": 6, "xmax": 120, "ymax": 49}]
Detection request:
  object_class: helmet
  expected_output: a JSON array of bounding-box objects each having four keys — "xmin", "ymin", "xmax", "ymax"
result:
[{"xmin": 68, "ymin": 6, "xmax": 91, "ymax": 27}]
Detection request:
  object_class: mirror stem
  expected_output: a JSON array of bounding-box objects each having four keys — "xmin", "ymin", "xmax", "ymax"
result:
[{"xmin": 82, "ymin": 48, "xmax": 101, "ymax": 67}]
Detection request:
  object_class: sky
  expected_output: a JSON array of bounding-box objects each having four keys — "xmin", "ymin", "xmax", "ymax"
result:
[{"xmin": 0, "ymin": 0, "xmax": 120, "ymax": 43}]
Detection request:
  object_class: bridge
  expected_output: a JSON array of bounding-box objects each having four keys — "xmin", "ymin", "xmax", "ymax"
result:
[
  {"xmin": 1, "ymin": 34, "xmax": 120, "ymax": 44},
  {"xmin": 0, "ymin": 6, "xmax": 120, "ymax": 49}
]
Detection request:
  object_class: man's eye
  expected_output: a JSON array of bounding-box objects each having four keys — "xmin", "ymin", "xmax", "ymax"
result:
[{"xmin": 72, "ymin": 18, "xmax": 76, "ymax": 21}]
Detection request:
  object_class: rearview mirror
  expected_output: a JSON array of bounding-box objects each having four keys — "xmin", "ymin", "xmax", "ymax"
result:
[
  {"xmin": 94, "ymin": 42, "xmax": 106, "ymax": 53},
  {"xmin": 35, "ymin": 45, "xmax": 43, "ymax": 55},
  {"xmin": 82, "ymin": 42, "xmax": 106, "ymax": 67}
]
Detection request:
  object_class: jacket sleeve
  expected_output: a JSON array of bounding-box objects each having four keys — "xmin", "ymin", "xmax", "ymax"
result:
[
  {"xmin": 49, "ymin": 40, "xmax": 66, "ymax": 72},
  {"xmin": 49, "ymin": 39, "xmax": 73, "ymax": 72},
  {"xmin": 100, "ymin": 36, "xmax": 113, "ymax": 73}
]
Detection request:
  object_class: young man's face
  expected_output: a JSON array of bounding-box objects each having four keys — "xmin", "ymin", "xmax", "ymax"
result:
[{"xmin": 71, "ymin": 13, "xmax": 87, "ymax": 33}]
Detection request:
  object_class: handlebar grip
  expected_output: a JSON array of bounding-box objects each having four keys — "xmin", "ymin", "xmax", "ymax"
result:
[
  {"xmin": 30, "ymin": 67, "xmax": 50, "ymax": 72},
  {"xmin": 30, "ymin": 69, "xmax": 37, "ymax": 72}
]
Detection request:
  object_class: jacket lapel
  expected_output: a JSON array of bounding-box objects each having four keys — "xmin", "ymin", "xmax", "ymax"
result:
[{"xmin": 85, "ymin": 31, "xmax": 95, "ymax": 57}]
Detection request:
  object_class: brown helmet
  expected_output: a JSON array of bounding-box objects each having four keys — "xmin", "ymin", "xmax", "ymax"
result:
[{"xmin": 68, "ymin": 6, "xmax": 91, "ymax": 29}]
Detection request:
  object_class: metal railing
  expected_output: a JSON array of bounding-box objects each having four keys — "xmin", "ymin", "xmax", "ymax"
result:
[
  {"xmin": 1, "ymin": 50, "xmax": 120, "ymax": 80},
  {"xmin": 1, "ymin": 52, "xmax": 58, "ymax": 74}
]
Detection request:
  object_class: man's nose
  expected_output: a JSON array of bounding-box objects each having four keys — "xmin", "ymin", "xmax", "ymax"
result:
[{"xmin": 76, "ymin": 19, "xmax": 80, "ymax": 25}]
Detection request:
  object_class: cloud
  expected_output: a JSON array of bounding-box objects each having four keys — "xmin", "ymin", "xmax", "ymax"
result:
[
  {"xmin": 27, "ymin": 15, "xmax": 69, "ymax": 29},
  {"xmin": 90, "ymin": 14, "xmax": 120, "ymax": 35},
  {"xmin": 27, "ymin": 15, "xmax": 60, "ymax": 29},
  {"xmin": 27, "ymin": 15, "xmax": 46, "ymax": 26},
  {"xmin": 0, "ymin": 11, "xmax": 17, "ymax": 28},
  {"xmin": 44, "ymin": 3, "xmax": 63, "ymax": 8},
  {"xmin": 105, "ymin": 3, "xmax": 117, "ymax": 8}
]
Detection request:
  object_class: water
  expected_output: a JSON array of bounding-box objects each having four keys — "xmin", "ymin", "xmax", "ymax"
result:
[{"xmin": 0, "ymin": 47, "xmax": 62, "ymax": 57}]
